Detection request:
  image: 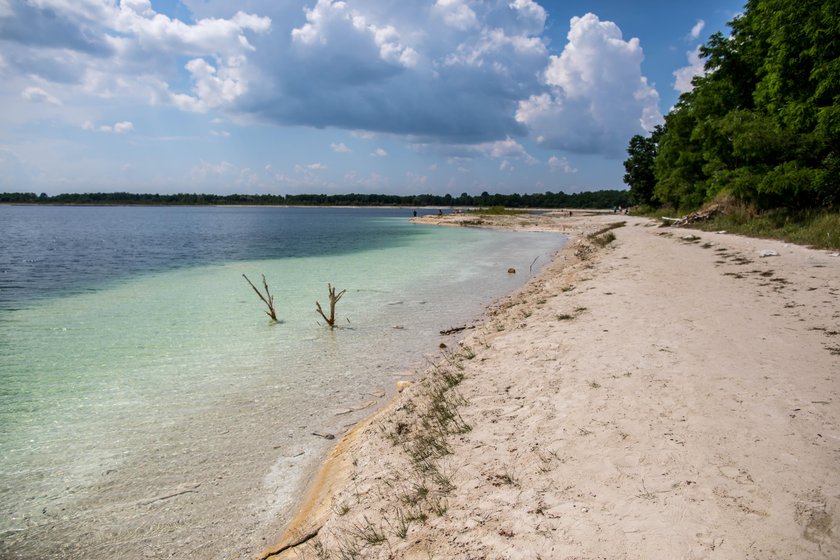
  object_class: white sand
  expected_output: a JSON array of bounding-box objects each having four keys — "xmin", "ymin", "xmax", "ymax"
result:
[{"xmin": 261, "ymin": 213, "xmax": 840, "ymax": 559}]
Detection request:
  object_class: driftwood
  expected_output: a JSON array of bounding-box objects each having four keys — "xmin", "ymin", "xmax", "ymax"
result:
[
  {"xmin": 243, "ymin": 274, "xmax": 278, "ymax": 321},
  {"xmin": 662, "ymin": 205, "xmax": 722, "ymax": 227},
  {"xmin": 316, "ymin": 283, "xmax": 347, "ymax": 328},
  {"xmin": 440, "ymin": 325, "xmax": 474, "ymax": 335}
]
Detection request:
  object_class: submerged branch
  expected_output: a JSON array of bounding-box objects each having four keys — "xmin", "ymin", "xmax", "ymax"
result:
[{"xmin": 243, "ymin": 273, "xmax": 278, "ymax": 321}]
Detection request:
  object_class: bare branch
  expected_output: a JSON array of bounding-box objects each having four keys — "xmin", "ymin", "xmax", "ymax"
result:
[
  {"xmin": 316, "ymin": 283, "xmax": 346, "ymax": 328},
  {"xmin": 243, "ymin": 274, "xmax": 278, "ymax": 321}
]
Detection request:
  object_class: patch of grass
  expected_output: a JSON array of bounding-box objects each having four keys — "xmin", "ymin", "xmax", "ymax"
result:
[
  {"xmin": 387, "ymin": 507, "xmax": 411, "ymax": 539},
  {"xmin": 691, "ymin": 207, "xmax": 840, "ymax": 250},
  {"xmin": 467, "ymin": 205, "xmax": 526, "ymax": 215},
  {"xmin": 311, "ymin": 538, "xmax": 330, "ymax": 560},
  {"xmin": 591, "ymin": 230, "xmax": 617, "ymax": 247},
  {"xmin": 348, "ymin": 517, "xmax": 387, "ymax": 546},
  {"xmin": 556, "ymin": 313, "xmax": 574, "ymax": 321}
]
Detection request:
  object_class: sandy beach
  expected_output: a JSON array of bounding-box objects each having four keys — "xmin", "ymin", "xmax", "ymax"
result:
[{"xmin": 260, "ymin": 212, "xmax": 840, "ymax": 559}]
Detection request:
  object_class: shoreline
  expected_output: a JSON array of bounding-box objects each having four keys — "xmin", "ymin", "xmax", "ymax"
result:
[
  {"xmin": 259, "ymin": 212, "xmax": 840, "ymax": 559},
  {"xmin": 257, "ymin": 212, "xmax": 613, "ymax": 558}
]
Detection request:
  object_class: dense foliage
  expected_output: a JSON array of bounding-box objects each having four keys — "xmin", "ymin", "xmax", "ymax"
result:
[
  {"xmin": 625, "ymin": 0, "xmax": 839, "ymax": 211},
  {"xmin": 0, "ymin": 189, "xmax": 631, "ymax": 209},
  {"xmin": 623, "ymin": 126, "xmax": 662, "ymax": 206}
]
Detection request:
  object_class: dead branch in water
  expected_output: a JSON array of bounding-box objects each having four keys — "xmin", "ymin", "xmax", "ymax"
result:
[
  {"xmin": 243, "ymin": 274, "xmax": 278, "ymax": 321},
  {"xmin": 316, "ymin": 283, "xmax": 347, "ymax": 328}
]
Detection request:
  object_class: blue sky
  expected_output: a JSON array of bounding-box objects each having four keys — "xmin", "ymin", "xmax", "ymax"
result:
[{"xmin": 0, "ymin": 0, "xmax": 742, "ymax": 196}]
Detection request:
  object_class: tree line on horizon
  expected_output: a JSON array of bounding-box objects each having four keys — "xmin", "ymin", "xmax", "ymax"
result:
[
  {"xmin": 623, "ymin": 0, "xmax": 838, "ymax": 212},
  {"xmin": 0, "ymin": 189, "xmax": 631, "ymax": 209}
]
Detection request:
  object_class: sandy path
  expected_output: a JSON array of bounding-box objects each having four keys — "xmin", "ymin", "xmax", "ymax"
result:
[{"xmin": 262, "ymin": 215, "xmax": 839, "ymax": 559}]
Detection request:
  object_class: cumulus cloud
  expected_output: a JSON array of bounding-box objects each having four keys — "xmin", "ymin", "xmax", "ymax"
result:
[
  {"xmin": 21, "ymin": 86, "xmax": 62, "ymax": 105},
  {"xmin": 688, "ymin": 19, "xmax": 705, "ymax": 41},
  {"xmin": 433, "ymin": 0, "xmax": 479, "ymax": 30},
  {"xmin": 170, "ymin": 58, "xmax": 245, "ymax": 112},
  {"xmin": 476, "ymin": 137, "xmax": 535, "ymax": 163},
  {"xmin": 515, "ymin": 13, "xmax": 662, "ymax": 157},
  {"xmin": 673, "ymin": 44, "xmax": 705, "ymax": 94},
  {"xmin": 2, "ymin": 1, "xmax": 671, "ymax": 171},
  {"xmin": 371, "ymin": 148, "xmax": 388, "ymax": 157},
  {"xmin": 291, "ymin": 0, "xmax": 417, "ymax": 68},
  {"xmin": 411, "ymin": 137, "xmax": 534, "ymax": 164},
  {"xmin": 548, "ymin": 155, "xmax": 577, "ymax": 173},
  {"xmin": 499, "ymin": 159, "xmax": 514, "ymax": 172},
  {"xmin": 0, "ymin": 0, "xmax": 270, "ymax": 112},
  {"xmin": 239, "ymin": 0, "xmax": 548, "ymax": 143},
  {"xmin": 330, "ymin": 142, "xmax": 351, "ymax": 153}
]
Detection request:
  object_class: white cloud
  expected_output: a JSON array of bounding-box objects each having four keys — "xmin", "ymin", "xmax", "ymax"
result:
[
  {"xmin": 433, "ymin": 0, "xmax": 478, "ymax": 30},
  {"xmin": 3, "ymin": 0, "xmax": 270, "ymax": 113},
  {"xmin": 476, "ymin": 137, "xmax": 535, "ymax": 163},
  {"xmin": 0, "ymin": 0, "xmax": 13, "ymax": 18},
  {"xmin": 113, "ymin": 121, "xmax": 134, "ymax": 134},
  {"xmin": 516, "ymin": 13, "xmax": 662, "ymax": 157},
  {"xmin": 508, "ymin": 0, "xmax": 547, "ymax": 34},
  {"xmin": 688, "ymin": 19, "xmax": 705, "ymax": 41},
  {"xmin": 88, "ymin": 120, "xmax": 134, "ymax": 133},
  {"xmin": 330, "ymin": 142, "xmax": 351, "ymax": 153},
  {"xmin": 547, "ymin": 155, "xmax": 577, "ymax": 174},
  {"xmin": 21, "ymin": 86, "xmax": 62, "ymax": 105},
  {"xmin": 295, "ymin": 162, "xmax": 326, "ymax": 172},
  {"xmin": 673, "ymin": 45, "xmax": 705, "ymax": 94},
  {"xmin": 113, "ymin": 4, "xmax": 271, "ymax": 56},
  {"xmin": 192, "ymin": 160, "xmax": 234, "ymax": 180},
  {"xmin": 170, "ymin": 58, "xmax": 246, "ymax": 112},
  {"xmin": 499, "ymin": 159, "xmax": 514, "ymax": 173},
  {"xmin": 210, "ymin": 129, "xmax": 230, "ymax": 137},
  {"xmin": 371, "ymin": 147, "xmax": 388, "ymax": 157},
  {"xmin": 242, "ymin": 1, "xmax": 548, "ymax": 142},
  {"xmin": 291, "ymin": 0, "xmax": 417, "ymax": 68}
]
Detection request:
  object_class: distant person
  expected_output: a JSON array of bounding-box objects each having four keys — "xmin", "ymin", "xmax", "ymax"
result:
[
  {"xmin": 413, "ymin": 209, "xmax": 417, "ymax": 217},
  {"xmin": 438, "ymin": 209, "xmax": 443, "ymax": 216}
]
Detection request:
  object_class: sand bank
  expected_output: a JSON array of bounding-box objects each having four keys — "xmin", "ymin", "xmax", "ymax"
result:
[{"xmin": 261, "ymin": 213, "xmax": 839, "ymax": 559}]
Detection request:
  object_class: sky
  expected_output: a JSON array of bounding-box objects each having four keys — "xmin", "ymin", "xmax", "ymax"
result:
[{"xmin": 0, "ymin": 0, "xmax": 744, "ymax": 196}]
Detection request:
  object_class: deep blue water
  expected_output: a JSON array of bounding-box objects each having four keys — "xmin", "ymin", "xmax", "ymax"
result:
[{"xmin": 0, "ymin": 206, "xmax": 431, "ymax": 309}]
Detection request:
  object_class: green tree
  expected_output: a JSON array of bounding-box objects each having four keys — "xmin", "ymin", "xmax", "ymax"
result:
[
  {"xmin": 650, "ymin": 0, "xmax": 839, "ymax": 210},
  {"xmin": 623, "ymin": 125, "xmax": 662, "ymax": 205}
]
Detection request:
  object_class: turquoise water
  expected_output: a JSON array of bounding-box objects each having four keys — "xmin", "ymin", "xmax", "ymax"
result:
[{"xmin": 0, "ymin": 207, "xmax": 564, "ymax": 558}]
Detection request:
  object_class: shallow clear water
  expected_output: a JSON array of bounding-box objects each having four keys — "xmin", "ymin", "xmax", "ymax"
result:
[{"xmin": 0, "ymin": 206, "xmax": 564, "ymax": 558}]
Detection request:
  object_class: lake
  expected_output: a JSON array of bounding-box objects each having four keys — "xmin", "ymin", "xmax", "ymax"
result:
[{"xmin": 0, "ymin": 205, "xmax": 565, "ymax": 559}]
